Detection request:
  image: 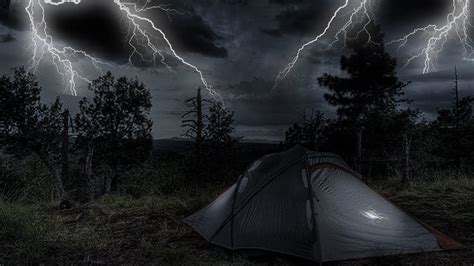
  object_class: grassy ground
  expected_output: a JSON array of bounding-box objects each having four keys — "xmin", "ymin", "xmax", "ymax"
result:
[{"xmin": 0, "ymin": 178, "xmax": 473, "ymax": 265}]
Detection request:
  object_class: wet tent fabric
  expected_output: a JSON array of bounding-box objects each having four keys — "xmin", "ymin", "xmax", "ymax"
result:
[{"xmin": 184, "ymin": 146, "xmax": 461, "ymax": 262}]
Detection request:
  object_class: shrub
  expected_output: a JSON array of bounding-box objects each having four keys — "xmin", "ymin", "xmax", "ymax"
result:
[{"xmin": 0, "ymin": 202, "xmax": 47, "ymax": 260}]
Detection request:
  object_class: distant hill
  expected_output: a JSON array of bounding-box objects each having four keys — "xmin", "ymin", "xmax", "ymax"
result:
[
  {"xmin": 153, "ymin": 138, "xmax": 193, "ymax": 153},
  {"xmin": 241, "ymin": 138, "xmax": 281, "ymax": 144},
  {"xmin": 153, "ymin": 138, "xmax": 280, "ymax": 154}
]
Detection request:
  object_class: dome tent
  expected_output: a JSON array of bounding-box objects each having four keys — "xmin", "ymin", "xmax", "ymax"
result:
[{"xmin": 184, "ymin": 146, "xmax": 461, "ymax": 262}]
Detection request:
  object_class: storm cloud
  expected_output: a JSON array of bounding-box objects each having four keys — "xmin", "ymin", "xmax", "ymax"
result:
[
  {"xmin": 0, "ymin": 0, "xmax": 473, "ymax": 140},
  {"xmin": 0, "ymin": 0, "xmax": 227, "ymax": 62}
]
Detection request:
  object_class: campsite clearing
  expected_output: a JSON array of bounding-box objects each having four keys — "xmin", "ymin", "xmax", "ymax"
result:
[{"xmin": 0, "ymin": 177, "xmax": 473, "ymax": 264}]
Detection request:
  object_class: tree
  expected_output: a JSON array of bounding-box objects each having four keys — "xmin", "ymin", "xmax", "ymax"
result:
[
  {"xmin": 433, "ymin": 68, "xmax": 474, "ymax": 171},
  {"xmin": 284, "ymin": 110, "xmax": 327, "ymax": 151},
  {"xmin": 205, "ymin": 101, "xmax": 239, "ymax": 149},
  {"xmin": 392, "ymin": 109, "xmax": 420, "ymax": 183},
  {"xmin": 435, "ymin": 67, "xmax": 473, "ymax": 129},
  {"xmin": 301, "ymin": 110, "xmax": 327, "ymax": 151},
  {"xmin": 284, "ymin": 122, "xmax": 303, "ymax": 148},
  {"xmin": 181, "ymin": 87, "xmax": 208, "ymax": 164},
  {"xmin": 75, "ymin": 72, "xmax": 153, "ymax": 196},
  {"xmin": 0, "ymin": 67, "xmax": 67, "ymax": 197},
  {"xmin": 202, "ymin": 101, "xmax": 240, "ymax": 175},
  {"xmin": 318, "ymin": 23, "xmax": 409, "ymax": 165}
]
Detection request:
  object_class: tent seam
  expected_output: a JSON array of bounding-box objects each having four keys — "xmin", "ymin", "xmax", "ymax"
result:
[
  {"xmin": 303, "ymin": 152, "xmax": 323, "ymax": 262},
  {"xmin": 208, "ymin": 159, "xmax": 302, "ymax": 242},
  {"xmin": 230, "ymin": 172, "xmax": 246, "ymax": 248}
]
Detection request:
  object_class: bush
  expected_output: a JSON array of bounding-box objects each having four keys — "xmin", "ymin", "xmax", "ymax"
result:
[
  {"xmin": 0, "ymin": 202, "xmax": 47, "ymax": 260},
  {"xmin": 0, "ymin": 202, "xmax": 37, "ymax": 241},
  {"xmin": 0, "ymin": 156, "xmax": 61, "ymax": 203}
]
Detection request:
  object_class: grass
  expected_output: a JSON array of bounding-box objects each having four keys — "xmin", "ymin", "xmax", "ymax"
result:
[
  {"xmin": 370, "ymin": 175, "xmax": 474, "ymax": 194},
  {"xmin": 0, "ymin": 177, "xmax": 473, "ymax": 264},
  {"xmin": 0, "ymin": 202, "xmax": 49, "ymax": 262}
]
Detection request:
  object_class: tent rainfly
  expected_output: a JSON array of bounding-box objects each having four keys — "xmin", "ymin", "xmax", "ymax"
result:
[{"xmin": 184, "ymin": 146, "xmax": 461, "ymax": 262}]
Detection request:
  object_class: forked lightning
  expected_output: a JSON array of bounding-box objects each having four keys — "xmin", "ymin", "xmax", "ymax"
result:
[
  {"xmin": 273, "ymin": 0, "xmax": 373, "ymax": 90},
  {"xmin": 389, "ymin": 0, "xmax": 472, "ymax": 74},
  {"xmin": 274, "ymin": 0, "xmax": 474, "ymax": 89},
  {"xmin": 26, "ymin": 0, "xmax": 222, "ymax": 102},
  {"xmin": 24, "ymin": 0, "xmax": 474, "ymax": 96}
]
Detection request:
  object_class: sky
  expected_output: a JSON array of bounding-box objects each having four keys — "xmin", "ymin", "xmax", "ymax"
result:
[{"xmin": 1, "ymin": 0, "xmax": 474, "ymax": 141}]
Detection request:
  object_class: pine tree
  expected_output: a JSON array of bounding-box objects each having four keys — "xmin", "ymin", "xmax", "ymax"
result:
[{"xmin": 318, "ymin": 23, "xmax": 409, "ymax": 165}]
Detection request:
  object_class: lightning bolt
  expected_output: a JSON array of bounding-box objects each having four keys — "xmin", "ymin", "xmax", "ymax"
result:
[
  {"xmin": 44, "ymin": 0, "xmax": 81, "ymax": 6},
  {"xmin": 26, "ymin": 0, "xmax": 110, "ymax": 95},
  {"xmin": 273, "ymin": 0, "xmax": 374, "ymax": 90},
  {"xmin": 25, "ymin": 0, "xmax": 222, "ymax": 102},
  {"xmin": 329, "ymin": 0, "xmax": 374, "ymax": 48},
  {"xmin": 389, "ymin": 0, "xmax": 472, "ymax": 74},
  {"xmin": 114, "ymin": 0, "xmax": 223, "ymax": 102}
]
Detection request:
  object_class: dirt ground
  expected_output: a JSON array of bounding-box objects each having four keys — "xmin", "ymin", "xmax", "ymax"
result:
[{"xmin": 1, "ymin": 181, "xmax": 474, "ymax": 265}]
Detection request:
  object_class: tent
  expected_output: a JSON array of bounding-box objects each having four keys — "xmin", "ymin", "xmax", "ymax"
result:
[{"xmin": 184, "ymin": 146, "xmax": 461, "ymax": 262}]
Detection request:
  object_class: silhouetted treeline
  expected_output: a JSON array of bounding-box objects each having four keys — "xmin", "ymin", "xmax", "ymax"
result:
[
  {"xmin": 283, "ymin": 23, "xmax": 474, "ymax": 180},
  {"xmin": 0, "ymin": 69, "xmax": 153, "ymax": 203},
  {"xmin": 0, "ymin": 67, "xmax": 248, "ymax": 204},
  {"xmin": 1, "ymin": 22, "xmax": 473, "ymax": 205}
]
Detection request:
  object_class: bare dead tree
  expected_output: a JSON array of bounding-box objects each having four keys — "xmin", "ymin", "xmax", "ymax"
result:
[
  {"xmin": 454, "ymin": 66, "xmax": 460, "ymax": 130},
  {"xmin": 453, "ymin": 66, "xmax": 462, "ymax": 171},
  {"xmin": 182, "ymin": 87, "xmax": 210, "ymax": 166}
]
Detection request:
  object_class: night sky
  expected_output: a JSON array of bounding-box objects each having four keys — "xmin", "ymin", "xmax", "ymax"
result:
[{"xmin": 1, "ymin": 0, "xmax": 473, "ymax": 140}]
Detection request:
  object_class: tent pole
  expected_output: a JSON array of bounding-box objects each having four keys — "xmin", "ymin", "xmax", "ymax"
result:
[
  {"xmin": 303, "ymin": 152, "xmax": 323, "ymax": 262},
  {"xmin": 230, "ymin": 174, "xmax": 245, "ymax": 248}
]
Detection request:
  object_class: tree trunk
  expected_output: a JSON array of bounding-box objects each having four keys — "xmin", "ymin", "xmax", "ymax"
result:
[
  {"xmin": 402, "ymin": 133, "xmax": 411, "ymax": 184},
  {"xmin": 36, "ymin": 149, "xmax": 66, "ymax": 198},
  {"xmin": 61, "ymin": 110, "xmax": 69, "ymax": 188},
  {"xmin": 84, "ymin": 144, "xmax": 95, "ymax": 199},
  {"xmin": 103, "ymin": 175, "xmax": 112, "ymax": 195},
  {"xmin": 356, "ymin": 127, "xmax": 363, "ymax": 172},
  {"xmin": 195, "ymin": 87, "xmax": 204, "ymax": 176},
  {"xmin": 453, "ymin": 66, "xmax": 462, "ymax": 175},
  {"xmin": 111, "ymin": 163, "xmax": 119, "ymax": 193},
  {"xmin": 196, "ymin": 87, "xmax": 203, "ymax": 166}
]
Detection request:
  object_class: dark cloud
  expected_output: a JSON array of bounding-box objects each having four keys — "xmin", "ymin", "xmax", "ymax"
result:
[
  {"xmin": 0, "ymin": 0, "xmax": 8, "ymax": 9},
  {"xmin": 264, "ymin": 0, "xmax": 453, "ymax": 38},
  {"xmin": 0, "ymin": 0, "xmax": 26, "ymax": 30},
  {"xmin": 306, "ymin": 47, "xmax": 340, "ymax": 65},
  {"xmin": 229, "ymin": 77, "xmax": 329, "ymax": 127},
  {"xmin": 1, "ymin": 0, "xmax": 227, "ymax": 63},
  {"xmin": 406, "ymin": 70, "xmax": 474, "ymax": 83},
  {"xmin": 263, "ymin": 0, "xmax": 334, "ymax": 37},
  {"xmin": 0, "ymin": 32, "xmax": 14, "ymax": 42},
  {"xmin": 44, "ymin": 1, "xmax": 128, "ymax": 62},
  {"xmin": 405, "ymin": 83, "xmax": 456, "ymax": 117},
  {"xmin": 268, "ymin": 0, "xmax": 307, "ymax": 4},
  {"xmin": 152, "ymin": 12, "xmax": 228, "ymax": 58},
  {"xmin": 1, "ymin": 0, "xmax": 473, "ymax": 140},
  {"xmin": 379, "ymin": 0, "xmax": 452, "ymax": 32}
]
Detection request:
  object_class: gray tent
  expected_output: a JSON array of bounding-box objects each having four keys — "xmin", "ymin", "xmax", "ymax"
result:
[{"xmin": 184, "ymin": 146, "xmax": 461, "ymax": 262}]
